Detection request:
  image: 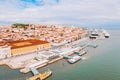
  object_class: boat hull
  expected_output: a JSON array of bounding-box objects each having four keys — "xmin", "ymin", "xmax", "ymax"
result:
[
  {"xmin": 67, "ymin": 57, "xmax": 81, "ymax": 64},
  {"xmin": 79, "ymin": 51, "xmax": 87, "ymax": 56},
  {"xmin": 41, "ymin": 72, "xmax": 52, "ymax": 80},
  {"xmin": 105, "ymin": 36, "xmax": 109, "ymax": 38},
  {"xmin": 28, "ymin": 70, "xmax": 52, "ymax": 80}
]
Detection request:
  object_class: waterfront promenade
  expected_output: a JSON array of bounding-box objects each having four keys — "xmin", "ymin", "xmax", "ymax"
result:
[
  {"xmin": 0, "ymin": 38, "xmax": 90, "ymax": 73},
  {"xmin": 0, "ymin": 29, "xmax": 106, "ymax": 74}
]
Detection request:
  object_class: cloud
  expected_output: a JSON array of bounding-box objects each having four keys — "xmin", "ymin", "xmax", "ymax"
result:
[{"xmin": 0, "ymin": 0, "xmax": 120, "ymax": 27}]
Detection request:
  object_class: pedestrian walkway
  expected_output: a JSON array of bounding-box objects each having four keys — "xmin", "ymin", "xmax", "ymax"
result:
[{"xmin": 29, "ymin": 67, "xmax": 40, "ymax": 75}]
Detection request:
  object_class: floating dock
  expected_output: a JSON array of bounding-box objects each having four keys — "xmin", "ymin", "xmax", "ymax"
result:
[
  {"xmin": 88, "ymin": 43, "xmax": 98, "ymax": 48},
  {"xmin": 30, "ymin": 67, "xmax": 39, "ymax": 75},
  {"xmin": 74, "ymin": 50, "xmax": 87, "ymax": 56},
  {"xmin": 27, "ymin": 67, "xmax": 52, "ymax": 80},
  {"xmin": 67, "ymin": 55, "xmax": 82, "ymax": 64},
  {"xmin": 63, "ymin": 55, "xmax": 72, "ymax": 59}
]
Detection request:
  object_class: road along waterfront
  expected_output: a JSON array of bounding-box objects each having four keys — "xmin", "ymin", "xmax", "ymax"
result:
[{"xmin": 0, "ymin": 30, "xmax": 120, "ymax": 80}]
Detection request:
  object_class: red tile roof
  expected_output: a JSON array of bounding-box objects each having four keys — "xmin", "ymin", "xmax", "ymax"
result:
[{"xmin": 4, "ymin": 39, "xmax": 49, "ymax": 49}]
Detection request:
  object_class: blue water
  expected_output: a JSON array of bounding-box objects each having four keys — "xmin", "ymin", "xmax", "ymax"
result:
[{"xmin": 0, "ymin": 30, "xmax": 120, "ymax": 80}]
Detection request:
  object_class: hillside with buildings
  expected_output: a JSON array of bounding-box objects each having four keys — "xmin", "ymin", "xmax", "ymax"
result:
[{"xmin": 0, "ymin": 24, "xmax": 88, "ymax": 59}]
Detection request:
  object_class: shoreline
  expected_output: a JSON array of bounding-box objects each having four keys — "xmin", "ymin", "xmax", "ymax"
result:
[
  {"xmin": 20, "ymin": 43, "xmax": 89, "ymax": 74},
  {"xmin": 0, "ymin": 38, "xmax": 89, "ymax": 73},
  {"xmin": 0, "ymin": 30, "xmax": 113, "ymax": 80}
]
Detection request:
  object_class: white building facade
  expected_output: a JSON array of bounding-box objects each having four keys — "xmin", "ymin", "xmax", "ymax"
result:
[{"xmin": 0, "ymin": 46, "xmax": 11, "ymax": 59}]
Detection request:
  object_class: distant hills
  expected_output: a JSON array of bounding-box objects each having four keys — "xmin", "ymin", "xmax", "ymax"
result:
[{"xmin": 12, "ymin": 23, "xmax": 29, "ymax": 28}]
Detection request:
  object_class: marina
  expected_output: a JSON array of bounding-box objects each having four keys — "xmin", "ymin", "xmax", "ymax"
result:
[
  {"xmin": 0, "ymin": 30, "xmax": 119, "ymax": 80},
  {"xmin": 0, "ymin": 27, "xmax": 111, "ymax": 80},
  {"xmin": 0, "ymin": 0, "xmax": 119, "ymax": 80}
]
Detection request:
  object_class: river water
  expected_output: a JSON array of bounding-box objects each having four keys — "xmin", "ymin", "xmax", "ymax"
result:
[{"xmin": 0, "ymin": 30, "xmax": 120, "ymax": 80}]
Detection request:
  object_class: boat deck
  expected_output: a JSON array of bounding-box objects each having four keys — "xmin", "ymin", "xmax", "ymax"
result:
[{"xmin": 28, "ymin": 69, "xmax": 52, "ymax": 80}]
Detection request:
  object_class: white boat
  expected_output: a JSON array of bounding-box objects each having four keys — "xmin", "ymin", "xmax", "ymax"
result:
[
  {"xmin": 102, "ymin": 29, "xmax": 110, "ymax": 38},
  {"xmin": 104, "ymin": 32, "xmax": 110, "ymax": 38},
  {"xmin": 74, "ymin": 50, "xmax": 87, "ymax": 56},
  {"xmin": 67, "ymin": 55, "xmax": 81, "ymax": 64},
  {"xmin": 79, "ymin": 50, "xmax": 87, "ymax": 56},
  {"xmin": 89, "ymin": 30, "xmax": 99, "ymax": 39},
  {"xmin": 91, "ymin": 31, "xmax": 99, "ymax": 36}
]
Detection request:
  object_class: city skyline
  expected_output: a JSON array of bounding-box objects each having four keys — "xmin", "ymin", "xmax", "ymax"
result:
[{"xmin": 0, "ymin": 0, "xmax": 120, "ymax": 28}]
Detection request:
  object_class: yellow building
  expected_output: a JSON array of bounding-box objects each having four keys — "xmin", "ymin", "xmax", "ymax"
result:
[{"xmin": 7, "ymin": 39, "xmax": 51, "ymax": 56}]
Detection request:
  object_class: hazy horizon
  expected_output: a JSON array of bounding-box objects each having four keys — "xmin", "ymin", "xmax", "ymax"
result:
[{"xmin": 0, "ymin": 0, "xmax": 120, "ymax": 28}]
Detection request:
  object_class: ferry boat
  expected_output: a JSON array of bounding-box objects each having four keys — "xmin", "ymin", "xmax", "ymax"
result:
[
  {"xmin": 74, "ymin": 50, "xmax": 87, "ymax": 56},
  {"xmin": 67, "ymin": 55, "xmax": 81, "ymax": 64},
  {"xmin": 79, "ymin": 50, "xmax": 87, "ymax": 56},
  {"xmin": 28, "ymin": 69, "xmax": 52, "ymax": 80}
]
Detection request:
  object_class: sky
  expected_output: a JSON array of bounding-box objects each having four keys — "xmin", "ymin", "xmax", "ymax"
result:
[{"xmin": 0, "ymin": 0, "xmax": 120, "ymax": 28}]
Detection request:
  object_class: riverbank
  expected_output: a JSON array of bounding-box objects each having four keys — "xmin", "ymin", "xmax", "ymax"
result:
[
  {"xmin": 0, "ymin": 38, "xmax": 90, "ymax": 73},
  {"xmin": 0, "ymin": 33, "xmax": 106, "ymax": 75},
  {"xmin": 20, "ymin": 37, "xmax": 91, "ymax": 73},
  {"xmin": 0, "ymin": 29, "xmax": 116, "ymax": 80}
]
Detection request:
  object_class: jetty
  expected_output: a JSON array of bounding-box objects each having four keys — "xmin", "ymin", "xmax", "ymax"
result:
[
  {"xmin": 88, "ymin": 43, "xmax": 98, "ymax": 48},
  {"xmin": 30, "ymin": 67, "xmax": 39, "ymax": 75},
  {"xmin": 27, "ymin": 67, "xmax": 52, "ymax": 80},
  {"xmin": 74, "ymin": 50, "xmax": 87, "ymax": 56},
  {"xmin": 63, "ymin": 55, "xmax": 72, "ymax": 59},
  {"xmin": 63, "ymin": 54, "xmax": 82, "ymax": 64}
]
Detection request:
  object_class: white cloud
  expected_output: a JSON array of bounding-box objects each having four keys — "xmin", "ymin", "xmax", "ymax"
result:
[{"xmin": 0, "ymin": 0, "xmax": 120, "ymax": 27}]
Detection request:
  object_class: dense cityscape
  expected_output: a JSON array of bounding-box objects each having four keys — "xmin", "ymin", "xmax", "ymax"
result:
[
  {"xmin": 0, "ymin": 23, "xmax": 110, "ymax": 80},
  {"xmin": 0, "ymin": 0, "xmax": 119, "ymax": 80}
]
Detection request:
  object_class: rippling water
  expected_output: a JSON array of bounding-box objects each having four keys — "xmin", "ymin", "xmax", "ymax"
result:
[{"xmin": 0, "ymin": 30, "xmax": 120, "ymax": 80}]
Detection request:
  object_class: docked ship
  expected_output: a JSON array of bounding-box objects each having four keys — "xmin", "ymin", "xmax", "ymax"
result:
[
  {"xmin": 79, "ymin": 50, "xmax": 87, "ymax": 56},
  {"xmin": 104, "ymin": 32, "xmax": 110, "ymax": 38},
  {"xmin": 89, "ymin": 30, "xmax": 99, "ymax": 39},
  {"xmin": 74, "ymin": 50, "xmax": 87, "ymax": 56},
  {"xmin": 101, "ymin": 29, "xmax": 110, "ymax": 38},
  {"xmin": 67, "ymin": 55, "xmax": 81, "ymax": 64},
  {"xmin": 28, "ymin": 69, "xmax": 52, "ymax": 80}
]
